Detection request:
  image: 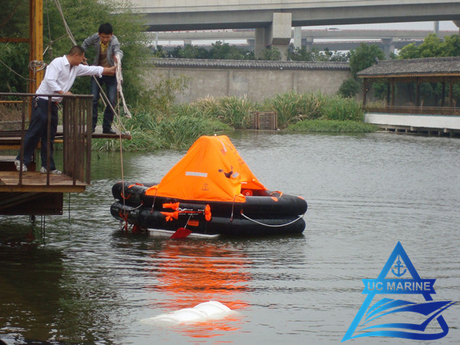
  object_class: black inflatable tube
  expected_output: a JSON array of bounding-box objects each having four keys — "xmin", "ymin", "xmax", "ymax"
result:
[
  {"xmin": 110, "ymin": 201, "xmax": 305, "ymax": 236},
  {"xmin": 111, "ymin": 182, "xmax": 308, "ymax": 218}
]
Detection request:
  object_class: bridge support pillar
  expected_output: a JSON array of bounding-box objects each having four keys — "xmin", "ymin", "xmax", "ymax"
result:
[
  {"xmin": 381, "ymin": 38, "xmax": 395, "ymax": 58},
  {"xmin": 254, "ymin": 12, "xmax": 292, "ymax": 60},
  {"xmin": 302, "ymin": 37, "xmax": 314, "ymax": 51},
  {"xmin": 254, "ymin": 28, "xmax": 266, "ymax": 59},
  {"xmin": 293, "ymin": 27, "xmax": 302, "ymax": 49},
  {"xmin": 454, "ymin": 20, "xmax": 460, "ymax": 32}
]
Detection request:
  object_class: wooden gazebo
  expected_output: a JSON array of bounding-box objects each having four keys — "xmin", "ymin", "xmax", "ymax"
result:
[{"xmin": 357, "ymin": 57, "xmax": 460, "ymax": 114}]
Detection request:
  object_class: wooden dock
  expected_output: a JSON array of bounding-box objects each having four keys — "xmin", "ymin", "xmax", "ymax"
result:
[
  {"xmin": 0, "ymin": 93, "xmax": 130, "ymax": 216},
  {"xmin": 0, "ymin": 171, "xmax": 87, "ymax": 193}
]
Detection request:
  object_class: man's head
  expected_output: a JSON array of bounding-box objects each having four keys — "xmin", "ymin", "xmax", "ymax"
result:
[
  {"xmin": 67, "ymin": 46, "xmax": 86, "ymax": 66},
  {"xmin": 98, "ymin": 23, "xmax": 113, "ymax": 45}
]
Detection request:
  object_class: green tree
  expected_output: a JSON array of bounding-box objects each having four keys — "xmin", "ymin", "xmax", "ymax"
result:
[
  {"xmin": 172, "ymin": 44, "xmax": 209, "ymax": 59},
  {"xmin": 288, "ymin": 46, "xmax": 316, "ymax": 61},
  {"xmin": 338, "ymin": 43, "xmax": 384, "ymax": 98},
  {"xmin": 260, "ymin": 47, "xmax": 282, "ymax": 60},
  {"xmin": 1, "ymin": 0, "xmax": 150, "ymax": 103},
  {"xmin": 0, "ymin": 0, "xmax": 29, "ymax": 38},
  {"xmin": 417, "ymin": 33, "xmax": 444, "ymax": 57},
  {"xmin": 338, "ymin": 78, "xmax": 360, "ymax": 98},
  {"xmin": 208, "ymin": 41, "xmax": 251, "ymax": 60},
  {"xmin": 441, "ymin": 35, "xmax": 460, "ymax": 56},
  {"xmin": 398, "ymin": 43, "xmax": 421, "ymax": 59},
  {"xmin": 1, "ymin": 1, "xmax": 33, "ymax": 92},
  {"xmin": 399, "ymin": 34, "xmax": 460, "ymax": 59},
  {"xmin": 349, "ymin": 43, "xmax": 385, "ymax": 78}
]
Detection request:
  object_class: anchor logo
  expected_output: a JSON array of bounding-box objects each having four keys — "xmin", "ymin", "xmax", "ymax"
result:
[
  {"xmin": 391, "ymin": 255, "xmax": 407, "ymax": 277},
  {"xmin": 343, "ymin": 242, "xmax": 456, "ymax": 342}
]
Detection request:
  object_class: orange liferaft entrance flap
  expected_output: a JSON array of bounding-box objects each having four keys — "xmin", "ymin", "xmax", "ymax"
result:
[{"xmin": 146, "ymin": 135, "xmax": 266, "ymax": 202}]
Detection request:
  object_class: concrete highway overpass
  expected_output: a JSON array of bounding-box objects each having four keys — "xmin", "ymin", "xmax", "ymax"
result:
[
  {"xmin": 149, "ymin": 29, "xmax": 458, "ymax": 56},
  {"xmin": 131, "ymin": 0, "xmax": 460, "ymax": 59}
]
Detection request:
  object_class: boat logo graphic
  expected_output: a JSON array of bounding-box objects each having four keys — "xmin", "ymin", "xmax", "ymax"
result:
[
  {"xmin": 342, "ymin": 242, "xmax": 457, "ymax": 342},
  {"xmin": 218, "ymin": 166, "xmax": 239, "ymax": 179}
]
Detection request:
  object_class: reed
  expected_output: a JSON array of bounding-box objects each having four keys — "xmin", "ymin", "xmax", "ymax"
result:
[
  {"xmin": 96, "ymin": 91, "xmax": 370, "ymax": 151},
  {"xmin": 217, "ymin": 96, "xmax": 255, "ymax": 129},
  {"xmin": 260, "ymin": 91, "xmax": 364, "ymax": 127}
]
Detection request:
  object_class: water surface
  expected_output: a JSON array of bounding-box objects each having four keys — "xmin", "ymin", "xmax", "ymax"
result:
[{"xmin": 1, "ymin": 132, "xmax": 459, "ymax": 344}]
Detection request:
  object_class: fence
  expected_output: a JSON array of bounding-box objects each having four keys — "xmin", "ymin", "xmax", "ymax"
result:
[
  {"xmin": 364, "ymin": 105, "xmax": 460, "ymax": 116},
  {"xmin": 0, "ymin": 93, "xmax": 93, "ymax": 186},
  {"xmin": 252, "ymin": 111, "xmax": 278, "ymax": 130}
]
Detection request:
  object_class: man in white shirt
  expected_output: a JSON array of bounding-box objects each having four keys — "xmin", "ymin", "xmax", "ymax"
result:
[{"xmin": 15, "ymin": 46, "xmax": 116, "ymax": 174}]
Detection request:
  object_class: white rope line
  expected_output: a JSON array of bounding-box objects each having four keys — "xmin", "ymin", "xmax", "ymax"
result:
[
  {"xmin": 29, "ymin": 60, "xmax": 47, "ymax": 72},
  {"xmin": 115, "ymin": 54, "xmax": 132, "ymax": 119},
  {"xmin": 240, "ymin": 212, "xmax": 304, "ymax": 228}
]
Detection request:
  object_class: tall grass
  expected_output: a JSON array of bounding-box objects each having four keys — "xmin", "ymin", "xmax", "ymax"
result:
[
  {"xmin": 262, "ymin": 91, "xmax": 364, "ymax": 127},
  {"xmin": 94, "ymin": 90, "xmax": 370, "ymax": 151}
]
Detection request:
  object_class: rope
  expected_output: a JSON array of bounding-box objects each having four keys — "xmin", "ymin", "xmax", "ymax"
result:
[
  {"xmin": 0, "ymin": 58, "xmax": 34, "ymax": 81},
  {"xmin": 240, "ymin": 211, "xmax": 304, "ymax": 228},
  {"xmin": 29, "ymin": 60, "xmax": 47, "ymax": 72},
  {"xmin": 52, "ymin": 0, "xmax": 77, "ymax": 45},
  {"xmin": 115, "ymin": 54, "xmax": 132, "ymax": 119}
]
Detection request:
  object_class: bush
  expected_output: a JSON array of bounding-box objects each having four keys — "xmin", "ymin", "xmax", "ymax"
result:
[{"xmin": 338, "ymin": 78, "xmax": 361, "ymax": 98}]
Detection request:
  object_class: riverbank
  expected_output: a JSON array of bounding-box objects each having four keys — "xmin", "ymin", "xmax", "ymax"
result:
[{"xmin": 92, "ymin": 92, "xmax": 377, "ymax": 151}]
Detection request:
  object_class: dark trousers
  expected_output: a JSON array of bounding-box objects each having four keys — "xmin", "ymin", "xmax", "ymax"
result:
[
  {"xmin": 16, "ymin": 98, "xmax": 58, "ymax": 170},
  {"xmin": 91, "ymin": 75, "xmax": 117, "ymax": 131}
]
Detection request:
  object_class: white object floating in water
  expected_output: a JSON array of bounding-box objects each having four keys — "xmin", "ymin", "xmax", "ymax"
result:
[{"xmin": 141, "ymin": 301, "xmax": 233, "ymax": 324}]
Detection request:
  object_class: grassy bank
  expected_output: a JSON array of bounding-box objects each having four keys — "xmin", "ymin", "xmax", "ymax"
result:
[{"xmin": 92, "ymin": 91, "xmax": 377, "ymax": 151}]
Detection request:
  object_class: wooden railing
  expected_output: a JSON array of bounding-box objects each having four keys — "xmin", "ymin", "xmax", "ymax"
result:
[
  {"xmin": 0, "ymin": 93, "xmax": 93, "ymax": 186},
  {"xmin": 365, "ymin": 105, "xmax": 460, "ymax": 116}
]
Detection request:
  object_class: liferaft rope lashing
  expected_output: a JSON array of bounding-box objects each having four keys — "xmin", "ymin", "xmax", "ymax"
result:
[{"xmin": 240, "ymin": 211, "xmax": 304, "ymax": 228}]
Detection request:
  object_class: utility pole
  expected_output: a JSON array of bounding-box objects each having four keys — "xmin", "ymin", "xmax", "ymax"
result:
[{"xmin": 29, "ymin": 0, "xmax": 44, "ymax": 94}]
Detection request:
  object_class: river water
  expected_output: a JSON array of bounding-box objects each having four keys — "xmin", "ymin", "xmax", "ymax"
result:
[{"xmin": 0, "ymin": 131, "xmax": 459, "ymax": 344}]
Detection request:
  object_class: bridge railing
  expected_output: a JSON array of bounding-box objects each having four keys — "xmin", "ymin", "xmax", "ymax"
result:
[{"xmin": 0, "ymin": 92, "xmax": 92, "ymax": 187}]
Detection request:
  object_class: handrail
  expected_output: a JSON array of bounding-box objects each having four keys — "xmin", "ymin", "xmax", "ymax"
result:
[
  {"xmin": 365, "ymin": 105, "xmax": 460, "ymax": 116},
  {"xmin": 0, "ymin": 92, "xmax": 93, "ymax": 187}
]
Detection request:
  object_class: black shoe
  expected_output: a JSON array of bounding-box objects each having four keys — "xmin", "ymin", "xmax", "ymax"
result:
[{"xmin": 103, "ymin": 129, "xmax": 116, "ymax": 134}]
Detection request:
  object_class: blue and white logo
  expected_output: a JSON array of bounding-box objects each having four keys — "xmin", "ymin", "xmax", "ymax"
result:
[{"xmin": 342, "ymin": 242, "xmax": 456, "ymax": 341}]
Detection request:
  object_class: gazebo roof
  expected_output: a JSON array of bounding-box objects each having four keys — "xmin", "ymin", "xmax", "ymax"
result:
[{"xmin": 357, "ymin": 57, "xmax": 460, "ymax": 79}]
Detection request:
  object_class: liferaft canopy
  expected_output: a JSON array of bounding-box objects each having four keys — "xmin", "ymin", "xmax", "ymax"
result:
[{"xmin": 145, "ymin": 135, "xmax": 267, "ymax": 202}]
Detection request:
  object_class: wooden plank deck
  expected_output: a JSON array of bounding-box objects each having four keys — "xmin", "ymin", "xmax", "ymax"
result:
[{"xmin": 0, "ymin": 171, "xmax": 88, "ymax": 193}]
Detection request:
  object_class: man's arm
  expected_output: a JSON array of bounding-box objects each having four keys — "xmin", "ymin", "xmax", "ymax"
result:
[
  {"xmin": 81, "ymin": 33, "xmax": 97, "ymax": 51},
  {"xmin": 102, "ymin": 66, "xmax": 116, "ymax": 75},
  {"xmin": 111, "ymin": 36, "xmax": 124, "ymax": 61}
]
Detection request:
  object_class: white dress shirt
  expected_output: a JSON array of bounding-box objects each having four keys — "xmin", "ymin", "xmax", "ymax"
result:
[{"xmin": 36, "ymin": 55, "xmax": 104, "ymax": 102}]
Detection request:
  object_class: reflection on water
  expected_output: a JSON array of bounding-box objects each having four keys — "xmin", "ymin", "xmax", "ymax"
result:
[
  {"xmin": 1, "ymin": 132, "xmax": 459, "ymax": 344},
  {"xmin": 144, "ymin": 239, "xmax": 249, "ymax": 338},
  {"xmin": 0, "ymin": 239, "xmax": 64, "ymax": 343}
]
